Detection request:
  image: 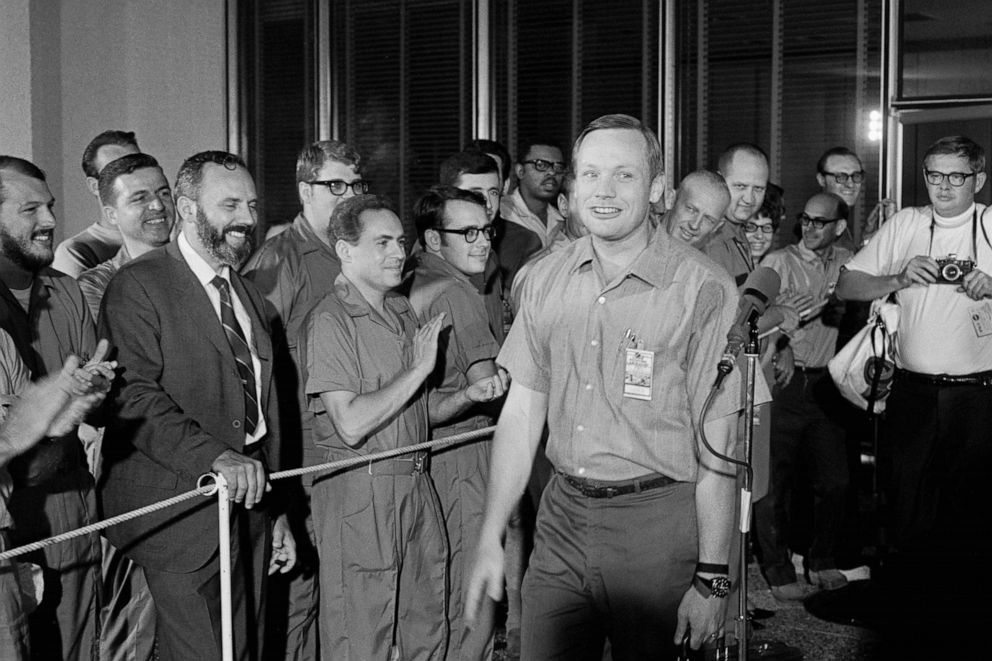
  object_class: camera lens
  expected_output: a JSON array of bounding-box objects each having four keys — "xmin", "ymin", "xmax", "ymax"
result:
[{"xmin": 942, "ymin": 264, "xmax": 961, "ymax": 281}]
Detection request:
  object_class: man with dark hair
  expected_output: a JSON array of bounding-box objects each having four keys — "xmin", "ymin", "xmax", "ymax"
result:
[
  {"xmin": 301, "ymin": 193, "xmax": 449, "ymax": 660},
  {"xmin": 0, "ymin": 155, "xmax": 101, "ymax": 660},
  {"xmin": 467, "ymin": 114, "xmax": 743, "ymax": 658},
  {"xmin": 816, "ymin": 146, "xmax": 894, "ymax": 246},
  {"xmin": 99, "ymin": 150, "xmax": 295, "ymax": 661},
  {"xmin": 753, "ymin": 192, "xmax": 853, "ymax": 602},
  {"xmin": 439, "ymin": 150, "xmax": 502, "ymax": 225},
  {"xmin": 78, "ymin": 153, "xmax": 175, "ymax": 319},
  {"xmin": 837, "ymin": 135, "xmax": 992, "ymax": 658},
  {"xmin": 242, "ymin": 138, "xmax": 366, "ymax": 661},
  {"xmin": 664, "ymin": 170, "xmax": 732, "ymax": 249},
  {"xmin": 409, "ymin": 186, "xmax": 509, "ymax": 660},
  {"xmin": 54, "ymin": 130, "xmax": 140, "ymax": 277},
  {"xmin": 705, "ymin": 143, "xmax": 770, "ymax": 286},
  {"xmin": 497, "ymin": 139, "xmax": 568, "ymax": 288},
  {"xmin": 468, "ymin": 138, "xmax": 513, "ymax": 196}
]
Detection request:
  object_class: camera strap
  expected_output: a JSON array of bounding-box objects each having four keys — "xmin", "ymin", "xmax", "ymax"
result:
[{"xmin": 927, "ymin": 206, "xmax": 979, "ymax": 265}]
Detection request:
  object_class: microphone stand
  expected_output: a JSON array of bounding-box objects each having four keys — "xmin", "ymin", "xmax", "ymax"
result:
[{"xmin": 733, "ymin": 315, "xmax": 761, "ymax": 661}]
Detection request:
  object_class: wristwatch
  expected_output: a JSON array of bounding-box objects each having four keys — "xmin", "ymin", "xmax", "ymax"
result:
[{"xmin": 692, "ymin": 573, "xmax": 731, "ymax": 599}]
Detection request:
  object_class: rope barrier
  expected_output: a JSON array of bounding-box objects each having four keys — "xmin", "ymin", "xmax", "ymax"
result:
[{"xmin": 0, "ymin": 425, "xmax": 496, "ymax": 563}]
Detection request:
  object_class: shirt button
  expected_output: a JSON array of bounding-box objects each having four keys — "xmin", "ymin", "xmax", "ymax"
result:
[
  {"xmin": 577, "ymin": 467, "xmax": 586, "ymax": 475},
  {"xmin": 585, "ymin": 383, "xmax": 593, "ymax": 391},
  {"xmin": 597, "ymin": 296, "xmax": 606, "ymax": 305},
  {"xmin": 576, "ymin": 424, "xmax": 584, "ymax": 432},
  {"xmin": 590, "ymin": 339, "xmax": 599, "ymax": 347},
  {"xmin": 232, "ymin": 420, "xmax": 242, "ymax": 429}
]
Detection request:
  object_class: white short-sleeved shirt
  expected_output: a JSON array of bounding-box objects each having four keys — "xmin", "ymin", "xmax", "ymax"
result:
[{"xmin": 844, "ymin": 203, "xmax": 992, "ymax": 374}]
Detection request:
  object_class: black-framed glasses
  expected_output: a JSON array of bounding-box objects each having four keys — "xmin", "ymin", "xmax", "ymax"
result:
[
  {"xmin": 923, "ymin": 169, "xmax": 977, "ymax": 187},
  {"xmin": 798, "ymin": 212, "xmax": 841, "ymax": 230},
  {"xmin": 308, "ymin": 179, "xmax": 369, "ymax": 196},
  {"xmin": 744, "ymin": 222, "xmax": 775, "ymax": 234},
  {"xmin": 522, "ymin": 159, "xmax": 567, "ymax": 174},
  {"xmin": 820, "ymin": 170, "xmax": 865, "ymax": 185},
  {"xmin": 435, "ymin": 225, "xmax": 496, "ymax": 243}
]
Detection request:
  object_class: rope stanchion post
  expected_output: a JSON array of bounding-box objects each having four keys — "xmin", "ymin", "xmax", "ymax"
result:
[{"xmin": 200, "ymin": 472, "xmax": 235, "ymax": 661}]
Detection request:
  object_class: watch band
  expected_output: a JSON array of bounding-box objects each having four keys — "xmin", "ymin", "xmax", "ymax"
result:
[{"xmin": 695, "ymin": 562, "xmax": 730, "ymax": 574}]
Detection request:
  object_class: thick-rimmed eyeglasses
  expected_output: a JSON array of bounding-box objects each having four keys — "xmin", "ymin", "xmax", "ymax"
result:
[
  {"xmin": 522, "ymin": 159, "xmax": 567, "ymax": 174},
  {"xmin": 435, "ymin": 225, "xmax": 496, "ymax": 243},
  {"xmin": 820, "ymin": 170, "xmax": 865, "ymax": 185},
  {"xmin": 798, "ymin": 212, "xmax": 841, "ymax": 230},
  {"xmin": 309, "ymin": 179, "xmax": 369, "ymax": 196},
  {"xmin": 923, "ymin": 169, "xmax": 977, "ymax": 187},
  {"xmin": 744, "ymin": 222, "xmax": 775, "ymax": 234}
]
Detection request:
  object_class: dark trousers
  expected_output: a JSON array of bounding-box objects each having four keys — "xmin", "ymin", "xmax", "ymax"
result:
[
  {"xmin": 754, "ymin": 370, "xmax": 849, "ymax": 586},
  {"xmin": 142, "ymin": 505, "xmax": 270, "ymax": 661},
  {"xmin": 879, "ymin": 375, "xmax": 992, "ymax": 659},
  {"xmin": 521, "ymin": 474, "xmax": 696, "ymax": 661}
]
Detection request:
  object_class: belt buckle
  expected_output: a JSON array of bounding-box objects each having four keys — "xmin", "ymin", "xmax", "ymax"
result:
[
  {"xmin": 411, "ymin": 452, "xmax": 426, "ymax": 473},
  {"xmin": 602, "ymin": 486, "xmax": 619, "ymax": 498}
]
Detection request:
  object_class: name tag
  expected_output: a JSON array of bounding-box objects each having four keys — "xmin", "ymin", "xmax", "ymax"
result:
[
  {"xmin": 623, "ymin": 348, "xmax": 655, "ymax": 400},
  {"xmin": 969, "ymin": 302, "xmax": 992, "ymax": 338}
]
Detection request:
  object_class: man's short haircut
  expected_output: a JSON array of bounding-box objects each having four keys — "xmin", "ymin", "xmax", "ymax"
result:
[
  {"xmin": 717, "ymin": 143, "xmax": 769, "ymax": 174},
  {"xmin": 295, "ymin": 139, "xmax": 362, "ymax": 187},
  {"xmin": 923, "ymin": 135, "xmax": 986, "ymax": 173},
  {"xmin": 329, "ymin": 194, "xmax": 396, "ymax": 245},
  {"xmin": 816, "ymin": 146, "xmax": 863, "ymax": 174},
  {"xmin": 413, "ymin": 185, "xmax": 487, "ymax": 245},
  {"xmin": 174, "ymin": 151, "xmax": 248, "ymax": 203},
  {"xmin": 517, "ymin": 137, "xmax": 565, "ymax": 164},
  {"xmin": 0, "ymin": 156, "xmax": 48, "ymax": 205},
  {"xmin": 81, "ymin": 130, "xmax": 139, "ymax": 178},
  {"xmin": 468, "ymin": 139, "xmax": 512, "ymax": 182},
  {"xmin": 680, "ymin": 169, "xmax": 729, "ymax": 198},
  {"xmin": 572, "ymin": 114, "xmax": 664, "ymax": 181},
  {"xmin": 757, "ymin": 182, "xmax": 785, "ymax": 229},
  {"xmin": 438, "ymin": 151, "xmax": 499, "ymax": 187},
  {"xmin": 98, "ymin": 153, "xmax": 162, "ymax": 206}
]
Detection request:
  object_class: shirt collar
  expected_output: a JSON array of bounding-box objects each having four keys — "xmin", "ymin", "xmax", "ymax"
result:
[
  {"xmin": 416, "ymin": 251, "xmax": 473, "ymax": 284},
  {"xmin": 568, "ymin": 224, "xmax": 674, "ymax": 289},
  {"xmin": 795, "ymin": 239, "xmax": 836, "ymax": 265},
  {"xmin": 332, "ymin": 273, "xmax": 409, "ymax": 318},
  {"xmin": 178, "ymin": 231, "xmax": 230, "ymax": 285}
]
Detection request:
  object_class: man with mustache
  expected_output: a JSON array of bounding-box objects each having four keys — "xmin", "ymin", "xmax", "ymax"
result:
[
  {"xmin": 300, "ymin": 194, "xmax": 448, "ymax": 660},
  {"xmin": 497, "ymin": 139, "xmax": 568, "ymax": 289},
  {"xmin": 409, "ymin": 186, "xmax": 510, "ymax": 660},
  {"xmin": 54, "ymin": 130, "xmax": 141, "ymax": 277},
  {"xmin": 0, "ymin": 155, "xmax": 101, "ymax": 660},
  {"xmin": 99, "ymin": 151, "xmax": 295, "ymax": 661}
]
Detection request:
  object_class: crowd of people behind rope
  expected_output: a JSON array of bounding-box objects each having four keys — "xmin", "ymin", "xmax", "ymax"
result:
[{"xmin": 0, "ymin": 116, "xmax": 988, "ymax": 661}]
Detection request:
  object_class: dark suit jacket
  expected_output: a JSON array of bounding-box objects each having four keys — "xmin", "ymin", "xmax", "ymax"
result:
[{"xmin": 98, "ymin": 241, "xmax": 281, "ymax": 573}]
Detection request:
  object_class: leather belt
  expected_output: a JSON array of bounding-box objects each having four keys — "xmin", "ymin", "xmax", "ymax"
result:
[
  {"xmin": 368, "ymin": 451, "xmax": 429, "ymax": 476},
  {"xmin": 558, "ymin": 471, "xmax": 676, "ymax": 498},
  {"xmin": 895, "ymin": 368, "xmax": 992, "ymax": 388},
  {"xmin": 795, "ymin": 365, "xmax": 827, "ymax": 374}
]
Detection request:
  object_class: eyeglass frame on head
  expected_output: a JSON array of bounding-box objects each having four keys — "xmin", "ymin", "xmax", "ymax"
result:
[
  {"xmin": 433, "ymin": 225, "xmax": 497, "ymax": 244},
  {"xmin": 308, "ymin": 179, "xmax": 369, "ymax": 196},
  {"xmin": 522, "ymin": 159, "xmax": 567, "ymax": 174},
  {"xmin": 923, "ymin": 168, "xmax": 978, "ymax": 188},
  {"xmin": 820, "ymin": 170, "xmax": 865, "ymax": 185},
  {"xmin": 798, "ymin": 212, "xmax": 842, "ymax": 230}
]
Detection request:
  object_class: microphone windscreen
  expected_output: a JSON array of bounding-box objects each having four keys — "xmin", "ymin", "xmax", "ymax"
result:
[{"xmin": 741, "ymin": 267, "xmax": 781, "ymax": 313}]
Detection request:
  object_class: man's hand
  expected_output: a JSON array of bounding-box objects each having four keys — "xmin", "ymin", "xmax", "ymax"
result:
[
  {"xmin": 773, "ymin": 345, "xmax": 795, "ymax": 388},
  {"xmin": 673, "ymin": 586, "xmax": 728, "ymax": 650},
  {"xmin": 897, "ymin": 255, "xmax": 938, "ymax": 288},
  {"xmin": 268, "ymin": 513, "xmax": 297, "ymax": 575},
  {"xmin": 959, "ymin": 268, "xmax": 992, "ymax": 300},
  {"xmin": 464, "ymin": 368, "xmax": 510, "ymax": 403},
  {"xmin": 211, "ymin": 449, "xmax": 269, "ymax": 509},
  {"xmin": 777, "ymin": 290, "xmax": 814, "ymax": 317},
  {"xmin": 464, "ymin": 533, "xmax": 505, "ymax": 626},
  {"xmin": 411, "ymin": 312, "xmax": 446, "ymax": 378}
]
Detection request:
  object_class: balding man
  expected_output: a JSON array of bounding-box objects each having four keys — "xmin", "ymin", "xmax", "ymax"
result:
[
  {"xmin": 704, "ymin": 144, "xmax": 770, "ymax": 286},
  {"xmin": 664, "ymin": 170, "xmax": 732, "ymax": 249},
  {"xmin": 753, "ymin": 192, "xmax": 853, "ymax": 601}
]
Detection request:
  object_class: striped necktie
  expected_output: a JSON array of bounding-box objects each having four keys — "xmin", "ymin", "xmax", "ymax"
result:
[{"xmin": 211, "ymin": 276, "xmax": 259, "ymax": 435}]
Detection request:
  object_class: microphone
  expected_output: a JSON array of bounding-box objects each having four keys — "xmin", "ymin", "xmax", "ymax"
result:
[{"xmin": 715, "ymin": 267, "xmax": 781, "ymax": 382}]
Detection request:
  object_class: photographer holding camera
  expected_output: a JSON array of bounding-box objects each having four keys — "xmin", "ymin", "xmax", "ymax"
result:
[{"xmin": 836, "ymin": 135, "xmax": 990, "ymax": 658}]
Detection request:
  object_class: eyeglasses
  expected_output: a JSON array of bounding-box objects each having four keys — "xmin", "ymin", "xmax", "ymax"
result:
[
  {"xmin": 308, "ymin": 179, "xmax": 369, "ymax": 196},
  {"xmin": 522, "ymin": 159, "xmax": 567, "ymax": 174},
  {"xmin": 744, "ymin": 222, "xmax": 775, "ymax": 234},
  {"xmin": 820, "ymin": 170, "xmax": 865, "ymax": 185},
  {"xmin": 798, "ymin": 212, "xmax": 841, "ymax": 230},
  {"xmin": 923, "ymin": 169, "xmax": 977, "ymax": 187},
  {"xmin": 435, "ymin": 225, "xmax": 496, "ymax": 243}
]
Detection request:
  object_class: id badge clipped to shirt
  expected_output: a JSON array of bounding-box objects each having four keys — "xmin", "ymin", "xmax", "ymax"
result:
[
  {"xmin": 969, "ymin": 302, "xmax": 992, "ymax": 338},
  {"xmin": 623, "ymin": 347, "xmax": 655, "ymax": 400}
]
